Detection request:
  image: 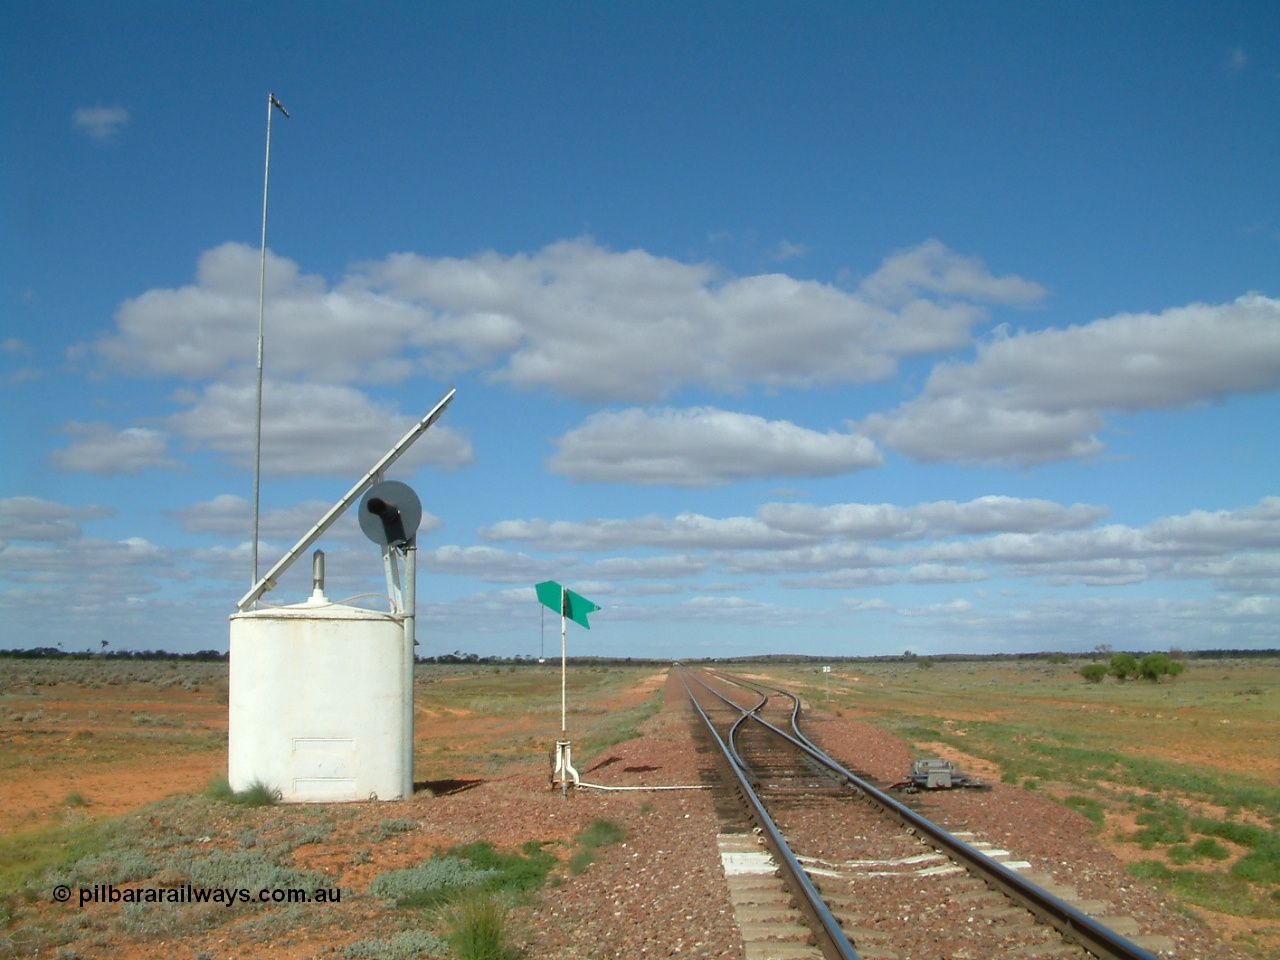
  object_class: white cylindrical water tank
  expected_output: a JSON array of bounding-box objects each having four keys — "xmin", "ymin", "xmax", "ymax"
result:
[{"xmin": 229, "ymin": 598, "xmax": 411, "ymax": 802}]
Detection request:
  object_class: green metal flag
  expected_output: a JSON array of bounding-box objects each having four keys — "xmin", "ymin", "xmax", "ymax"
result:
[{"xmin": 535, "ymin": 580, "xmax": 601, "ymax": 629}]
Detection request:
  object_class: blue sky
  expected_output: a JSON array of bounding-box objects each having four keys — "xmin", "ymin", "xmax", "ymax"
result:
[{"xmin": 3, "ymin": 2, "xmax": 1278, "ymax": 658}]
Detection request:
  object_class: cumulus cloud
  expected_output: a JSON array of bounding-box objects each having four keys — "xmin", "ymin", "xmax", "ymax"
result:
[
  {"xmin": 782, "ymin": 564, "xmax": 989, "ymax": 589},
  {"xmin": 167, "ymin": 380, "xmax": 473, "ymax": 477},
  {"xmin": 478, "ymin": 495, "xmax": 1280, "ymax": 603},
  {"xmin": 864, "ymin": 294, "xmax": 1280, "ymax": 465},
  {"xmin": 549, "ymin": 407, "xmax": 882, "ymax": 486},
  {"xmin": 94, "ymin": 243, "xmax": 428, "ymax": 383},
  {"xmin": 580, "ymin": 555, "xmax": 709, "ymax": 579},
  {"xmin": 485, "ymin": 495, "xmax": 1107, "ymax": 553},
  {"xmin": 73, "ymin": 105, "xmax": 130, "ymax": 141},
  {"xmin": 858, "ymin": 239, "xmax": 1045, "ymax": 308},
  {"xmin": 356, "ymin": 237, "xmax": 1042, "ymax": 401},
  {"xmin": 91, "ymin": 238, "xmax": 1039, "ymax": 401},
  {"xmin": 0, "ymin": 497, "xmax": 112, "ymax": 542},
  {"xmin": 480, "ymin": 514, "xmax": 815, "ymax": 552},
  {"xmin": 0, "ymin": 536, "xmax": 180, "ymax": 593},
  {"xmin": 50, "ymin": 422, "xmax": 183, "ymax": 474},
  {"xmin": 924, "ymin": 595, "xmax": 1280, "ymax": 651},
  {"xmin": 76, "ymin": 237, "xmax": 1039, "ymax": 480},
  {"xmin": 758, "ymin": 496, "xmax": 1106, "ymax": 540}
]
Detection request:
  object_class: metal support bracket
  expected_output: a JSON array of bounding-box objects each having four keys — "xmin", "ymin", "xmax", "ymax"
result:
[{"xmin": 551, "ymin": 739, "xmax": 579, "ymax": 796}]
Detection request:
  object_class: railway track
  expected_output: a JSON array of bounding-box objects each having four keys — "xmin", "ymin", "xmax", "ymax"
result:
[{"xmin": 677, "ymin": 665, "xmax": 1166, "ymax": 960}]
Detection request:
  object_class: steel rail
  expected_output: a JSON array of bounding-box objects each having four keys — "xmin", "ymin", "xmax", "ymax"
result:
[
  {"xmin": 676, "ymin": 669, "xmax": 861, "ymax": 960},
  {"xmin": 706, "ymin": 669, "xmax": 1162, "ymax": 960}
]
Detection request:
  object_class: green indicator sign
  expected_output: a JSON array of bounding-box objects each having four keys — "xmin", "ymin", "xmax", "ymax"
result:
[{"xmin": 535, "ymin": 580, "xmax": 601, "ymax": 630}]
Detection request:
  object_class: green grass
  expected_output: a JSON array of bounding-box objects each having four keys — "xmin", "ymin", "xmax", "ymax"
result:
[
  {"xmin": 1062, "ymin": 795, "xmax": 1105, "ymax": 827},
  {"xmin": 444, "ymin": 892, "xmax": 520, "ymax": 960},
  {"xmin": 0, "ymin": 818, "xmax": 125, "ymax": 896},
  {"xmin": 205, "ymin": 777, "xmax": 281, "ymax": 807},
  {"xmin": 568, "ymin": 819, "xmax": 627, "ymax": 875},
  {"xmin": 576, "ymin": 819, "xmax": 626, "ymax": 849}
]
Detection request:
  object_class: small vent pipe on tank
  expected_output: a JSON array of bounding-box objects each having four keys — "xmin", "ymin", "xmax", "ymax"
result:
[{"xmin": 311, "ymin": 549, "xmax": 325, "ymax": 602}]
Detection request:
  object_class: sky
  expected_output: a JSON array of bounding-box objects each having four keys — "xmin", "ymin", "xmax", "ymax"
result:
[{"xmin": 2, "ymin": 2, "xmax": 1278, "ymax": 659}]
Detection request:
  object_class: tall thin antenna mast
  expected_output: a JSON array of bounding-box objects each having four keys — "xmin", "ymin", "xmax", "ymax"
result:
[{"xmin": 252, "ymin": 92, "xmax": 289, "ymax": 595}]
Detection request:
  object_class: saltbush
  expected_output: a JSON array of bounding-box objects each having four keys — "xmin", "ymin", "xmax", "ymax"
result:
[
  {"xmin": 367, "ymin": 856, "xmax": 495, "ymax": 908},
  {"xmin": 343, "ymin": 929, "xmax": 447, "ymax": 959}
]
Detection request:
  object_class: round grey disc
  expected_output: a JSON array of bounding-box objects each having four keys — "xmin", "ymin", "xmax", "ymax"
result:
[{"xmin": 358, "ymin": 480, "xmax": 423, "ymax": 546}]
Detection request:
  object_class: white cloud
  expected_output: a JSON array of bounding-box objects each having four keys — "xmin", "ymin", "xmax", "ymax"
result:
[
  {"xmin": 76, "ymin": 238, "xmax": 1039, "ymax": 485},
  {"xmin": 168, "ymin": 380, "xmax": 473, "ymax": 477},
  {"xmin": 758, "ymin": 496, "xmax": 1106, "ymax": 540},
  {"xmin": 2, "ymin": 339, "xmax": 28, "ymax": 355},
  {"xmin": 920, "ymin": 595, "xmax": 1280, "ymax": 651},
  {"xmin": 549, "ymin": 406, "xmax": 882, "ymax": 486},
  {"xmin": 357, "ymin": 237, "xmax": 1043, "ymax": 401},
  {"xmin": 899, "ymin": 599, "xmax": 973, "ymax": 617},
  {"xmin": 1226, "ymin": 47, "xmax": 1248, "ymax": 72},
  {"xmin": 858, "ymin": 239, "xmax": 1045, "ymax": 308},
  {"xmin": 0, "ymin": 497, "xmax": 112, "ymax": 542},
  {"xmin": 1169, "ymin": 553, "xmax": 1280, "ymax": 595},
  {"xmin": 72, "ymin": 105, "xmax": 130, "ymax": 141},
  {"xmin": 50, "ymin": 422, "xmax": 182, "ymax": 474},
  {"xmin": 0, "ymin": 536, "xmax": 181, "ymax": 595},
  {"xmin": 569, "ymin": 580, "xmax": 684, "ymax": 597},
  {"xmin": 580, "ymin": 555, "xmax": 709, "ymax": 579},
  {"xmin": 480, "ymin": 513, "xmax": 815, "ymax": 552},
  {"xmin": 94, "ymin": 243, "xmax": 428, "ymax": 384},
  {"xmin": 864, "ymin": 294, "xmax": 1280, "ymax": 465},
  {"xmin": 485, "ymin": 495, "xmax": 1108, "ymax": 555},
  {"xmin": 841, "ymin": 598, "xmax": 892, "ymax": 613},
  {"xmin": 783, "ymin": 564, "xmax": 988, "ymax": 589},
  {"xmin": 479, "ymin": 495, "xmax": 1280, "ymax": 602},
  {"xmin": 772, "ymin": 240, "xmax": 810, "ymax": 261}
]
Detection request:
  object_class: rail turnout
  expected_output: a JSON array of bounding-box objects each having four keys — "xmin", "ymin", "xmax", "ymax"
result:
[{"xmin": 677, "ymin": 665, "xmax": 1164, "ymax": 960}]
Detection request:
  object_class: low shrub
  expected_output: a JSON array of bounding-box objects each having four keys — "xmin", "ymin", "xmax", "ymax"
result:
[
  {"xmin": 342, "ymin": 929, "xmax": 447, "ymax": 959},
  {"xmin": 368, "ymin": 856, "xmax": 495, "ymax": 909},
  {"xmin": 1138, "ymin": 652, "xmax": 1185, "ymax": 682},
  {"xmin": 1109, "ymin": 653, "xmax": 1138, "ymax": 681}
]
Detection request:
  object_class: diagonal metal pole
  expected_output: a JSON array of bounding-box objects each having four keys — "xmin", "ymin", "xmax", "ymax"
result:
[{"xmin": 252, "ymin": 92, "xmax": 288, "ymax": 595}]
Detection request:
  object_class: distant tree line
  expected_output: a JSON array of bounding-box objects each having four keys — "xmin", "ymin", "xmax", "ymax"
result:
[{"xmin": 0, "ymin": 647, "xmax": 227, "ymax": 661}]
